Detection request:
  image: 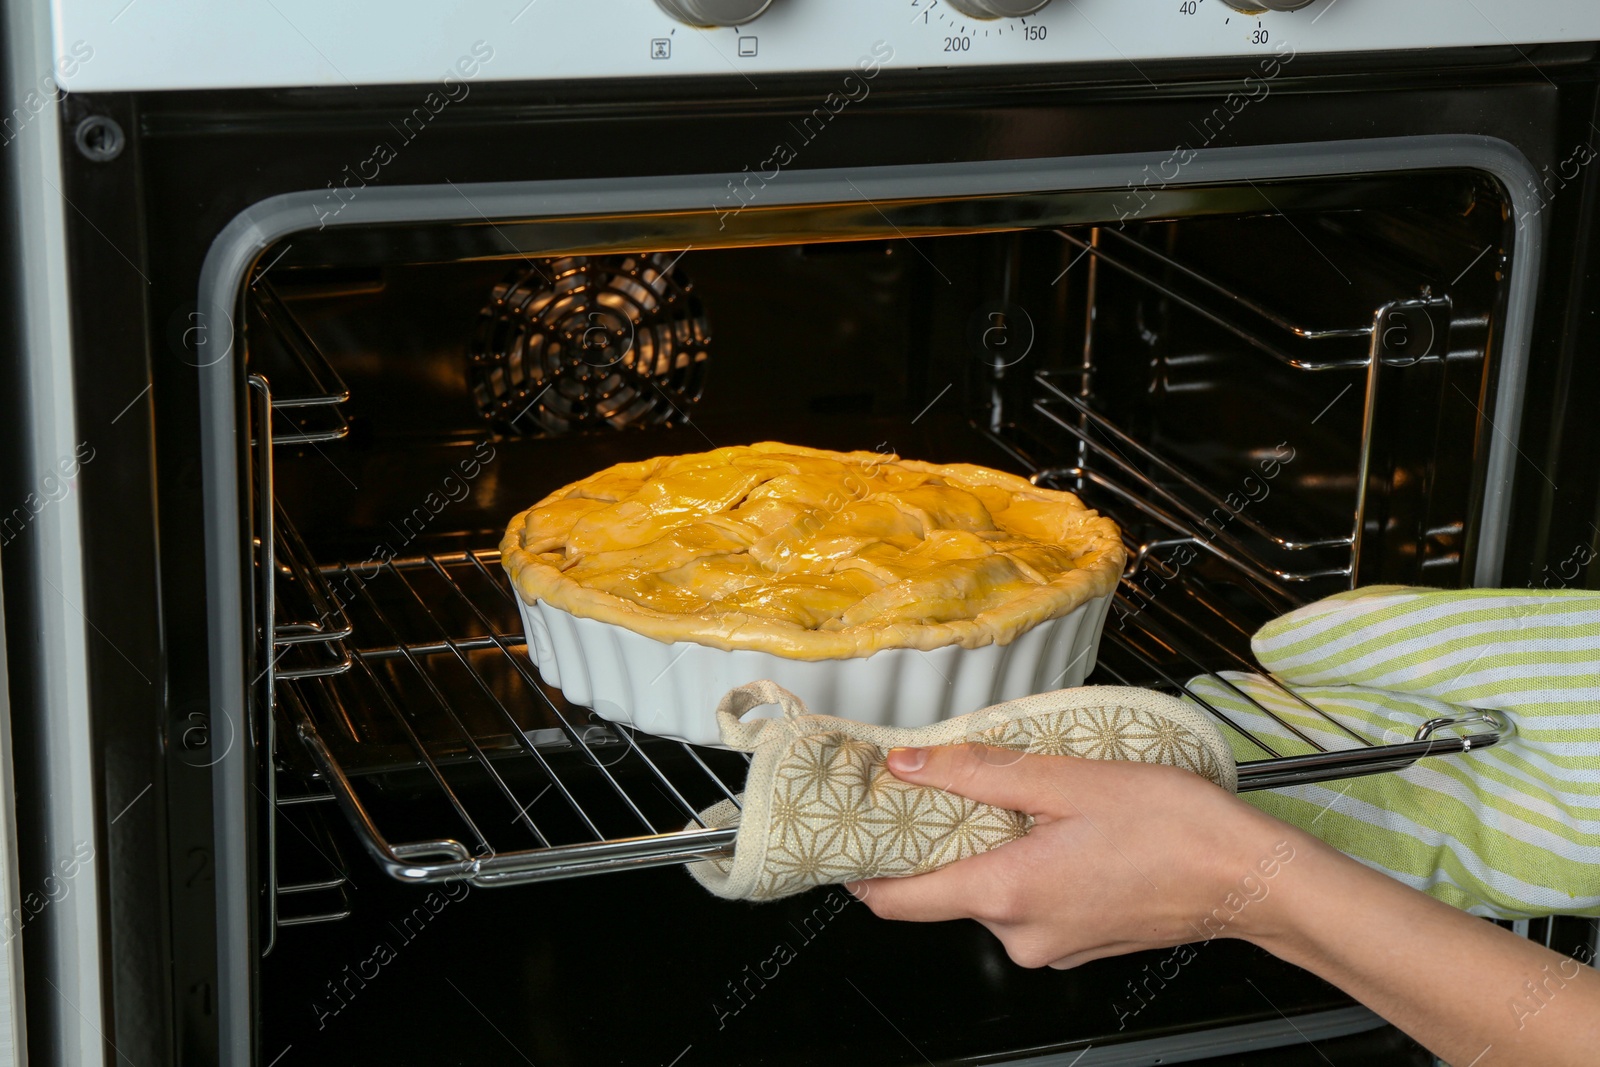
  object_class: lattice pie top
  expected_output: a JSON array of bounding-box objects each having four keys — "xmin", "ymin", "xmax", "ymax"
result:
[{"xmin": 500, "ymin": 442, "xmax": 1124, "ymax": 660}]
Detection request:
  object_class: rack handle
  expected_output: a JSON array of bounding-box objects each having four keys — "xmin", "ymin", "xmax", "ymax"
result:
[{"xmin": 1415, "ymin": 709, "xmax": 1514, "ymax": 746}]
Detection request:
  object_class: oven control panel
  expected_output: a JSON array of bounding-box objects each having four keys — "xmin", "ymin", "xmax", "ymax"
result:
[{"xmin": 50, "ymin": 0, "xmax": 1600, "ymax": 92}]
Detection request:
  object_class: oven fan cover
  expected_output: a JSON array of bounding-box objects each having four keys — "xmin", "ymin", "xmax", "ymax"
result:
[{"xmin": 469, "ymin": 253, "xmax": 710, "ymax": 436}]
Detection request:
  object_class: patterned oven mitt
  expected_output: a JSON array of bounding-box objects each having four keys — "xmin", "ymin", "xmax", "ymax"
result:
[
  {"xmin": 1186, "ymin": 585, "xmax": 1600, "ymax": 919},
  {"xmin": 689, "ymin": 679, "xmax": 1236, "ymax": 902}
]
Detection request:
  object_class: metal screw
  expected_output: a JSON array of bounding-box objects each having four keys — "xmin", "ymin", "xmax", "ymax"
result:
[{"xmin": 74, "ymin": 115, "xmax": 125, "ymax": 162}]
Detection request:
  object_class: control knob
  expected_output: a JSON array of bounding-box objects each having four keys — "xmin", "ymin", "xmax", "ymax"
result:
[
  {"xmin": 944, "ymin": 0, "xmax": 1052, "ymax": 16},
  {"xmin": 655, "ymin": 0, "xmax": 776, "ymax": 26},
  {"xmin": 1218, "ymin": 0, "xmax": 1316, "ymax": 10}
]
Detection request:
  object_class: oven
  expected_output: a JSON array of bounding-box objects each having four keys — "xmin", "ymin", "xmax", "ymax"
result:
[{"xmin": 4, "ymin": 1, "xmax": 1600, "ymax": 1063}]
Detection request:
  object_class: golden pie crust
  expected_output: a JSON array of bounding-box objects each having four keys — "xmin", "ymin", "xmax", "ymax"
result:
[{"xmin": 500, "ymin": 442, "xmax": 1124, "ymax": 660}]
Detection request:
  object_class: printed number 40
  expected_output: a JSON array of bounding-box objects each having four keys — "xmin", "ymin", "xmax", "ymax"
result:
[{"xmin": 1178, "ymin": 1, "xmax": 1198, "ymax": 13}]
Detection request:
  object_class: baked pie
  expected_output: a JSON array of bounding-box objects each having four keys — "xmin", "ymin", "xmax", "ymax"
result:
[{"xmin": 501, "ymin": 442, "xmax": 1124, "ymax": 660}]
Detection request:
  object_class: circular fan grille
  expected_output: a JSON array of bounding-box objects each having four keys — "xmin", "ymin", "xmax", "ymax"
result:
[{"xmin": 470, "ymin": 253, "xmax": 711, "ymax": 435}]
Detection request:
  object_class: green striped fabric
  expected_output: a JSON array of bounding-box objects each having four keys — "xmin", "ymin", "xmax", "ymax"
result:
[{"xmin": 1184, "ymin": 585, "xmax": 1600, "ymax": 919}]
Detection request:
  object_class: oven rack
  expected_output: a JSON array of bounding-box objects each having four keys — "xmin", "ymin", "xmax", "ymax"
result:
[
  {"xmin": 272, "ymin": 533, "xmax": 1508, "ymax": 890},
  {"xmin": 271, "ymin": 505, "xmax": 353, "ymax": 680},
  {"xmin": 271, "ymin": 783, "xmax": 353, "ymax": 931},
  {"xmin": 1027, "ymin": 371, "xmax": 1354, "ymax": 587},
  {"xmin": 1039, "ymin": 227, "xmax": 1453, "ymax": 591},
  {"xmin": 252, "ymin": 373, "xmax": 362, "ymax": 948},
  {"xmin": 278, "ymin": 548, "xmax": 749, "ymax": 886},
  {"xmin": 1053, "ymin": 227, "xmax": 1450, "ymax": 373},
  {"xmin": 1093, "ymin": 570, "xmax": 1508, "ymax": 789},
  {"xmin": 248, "ymin": 280, "xmax": 351, "ymax": 446}
]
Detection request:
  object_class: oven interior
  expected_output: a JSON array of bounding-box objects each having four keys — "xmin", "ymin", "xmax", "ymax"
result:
[{"xmin": 246, "ymin": 169, "xmax": 1512, "ymax": 1063}]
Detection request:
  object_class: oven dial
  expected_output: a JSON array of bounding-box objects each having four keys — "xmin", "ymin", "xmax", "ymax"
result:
[
  {"xmin": 1218, "ymin": 0, "xmax": 1316, "ymax": 10},
  {"xmin": 654, "ymin": 0, "xmax": 776, "ymax": 26},
  {"xmin": 943, "ymin": 0, "xmax": 1052, "ymax": 16}
]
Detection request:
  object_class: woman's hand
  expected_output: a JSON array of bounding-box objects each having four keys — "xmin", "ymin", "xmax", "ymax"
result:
[
  {"xmin": 850, "ymin": 743, "xmax": 1600, "ymax": 1067},
  {"xmin": 848, "ymin": 743, "xmax": 1297, "ymax": 969}
]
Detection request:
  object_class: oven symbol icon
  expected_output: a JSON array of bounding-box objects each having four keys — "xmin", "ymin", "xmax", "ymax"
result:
[
  {"xmin": 651, "ymin": 38, "xmax": 671, "ymax": 60},
  {"xmin": 738, "ymin": 36, "xmax": 758, "ymax": 57}
]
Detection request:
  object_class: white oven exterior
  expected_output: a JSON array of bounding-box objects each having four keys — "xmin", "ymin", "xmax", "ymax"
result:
[{"xmin": 45, "ymin": 0, "xmax": 1600, "ymax": 92}]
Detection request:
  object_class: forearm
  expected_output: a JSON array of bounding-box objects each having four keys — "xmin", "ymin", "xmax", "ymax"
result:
[
  {"xmin": 1239, "ymin": 826, "xmax": 1600, "ymax": 1067},
  {"xmin": 860, "ymin": 747, "xmax": 1600, "ymax": 1064}
]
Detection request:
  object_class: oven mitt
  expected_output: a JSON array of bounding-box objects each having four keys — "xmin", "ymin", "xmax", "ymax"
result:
[
  {"xmin": 687, "ymin": 679, "xmax": 1236, "ymax": 902},
  {"xmin": 1184, "ymin": 585, "xmax": 1600, "ymax": 919}
]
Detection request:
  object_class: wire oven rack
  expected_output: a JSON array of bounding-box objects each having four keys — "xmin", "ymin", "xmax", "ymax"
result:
[
  {"xmin": 267, "ymin": 512, "xmax": 1508, "ymax": 892},
  {"xmin": 249, "ymin": 236, "xmax": 1507, "ymax": 902},
  {"xmin": 1028, "ymin": 373, "xmax": 1354, "ymax": 587},
  {"xmin": 249, "ymin": 280, "xmax": 352, "ymax": 446},
  {"xmin": 279, "ymin": 550, "xmax": 749, "ymax": 887},
  {"xmin": 1044, "ymin": 226, "xmax": 1456, "ymax": 588}
]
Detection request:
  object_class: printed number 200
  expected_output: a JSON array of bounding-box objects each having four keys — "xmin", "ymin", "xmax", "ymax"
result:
[{"xmin": 944, "ymin": 36, "xmax": 971, "ymax": 52}]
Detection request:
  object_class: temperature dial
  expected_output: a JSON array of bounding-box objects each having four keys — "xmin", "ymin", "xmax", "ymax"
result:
[
  {"xmin": 943, "ymin": 0, "xmax": 1052, "ymax": 16},
  {"xmin": 654, "ymin": 0, "xmax": 776, "ymax": 26},
  {"xmin": 1218, "ymin": 0, "xmax": 1316, "ymax": 10}
]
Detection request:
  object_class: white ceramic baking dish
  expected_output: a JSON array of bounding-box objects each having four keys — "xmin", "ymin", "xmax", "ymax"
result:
[{"xmin": 513, "ymin": 590, "xmax": 1116, "ymax": 747}]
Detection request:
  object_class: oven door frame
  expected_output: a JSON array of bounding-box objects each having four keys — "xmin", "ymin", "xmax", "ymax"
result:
[{"xmin": 197, "ymin": 135, "xmax": 1545, "ymax": 1064}]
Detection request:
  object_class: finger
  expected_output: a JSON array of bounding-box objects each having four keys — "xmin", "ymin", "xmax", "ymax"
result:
[
  {"xmin": 847, "ymin": 847, "xmax": 1015, "ymax": 923},
  {"xmin": 848, "ymin": 874, "xmax": 970, "ymax": 923},
  {"xmin": 884, "ymin": 744, "xmax": 1068, "ymax": 816}
]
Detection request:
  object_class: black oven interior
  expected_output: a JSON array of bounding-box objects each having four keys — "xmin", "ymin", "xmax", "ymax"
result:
[{"xmin": 246, "ymin": 170, "xmax": 1511, "ymax": 1064}]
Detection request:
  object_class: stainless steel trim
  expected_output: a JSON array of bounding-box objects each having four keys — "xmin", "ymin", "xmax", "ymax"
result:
[
  {"xmin": 248, "ymin": 376, "xmax": 279, "ymax": 954},
  {"xmin": 275, "ymin": 907, "xmax": 353, "ymax": 927}
]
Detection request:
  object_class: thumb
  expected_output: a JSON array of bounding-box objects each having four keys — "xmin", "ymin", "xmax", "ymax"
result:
[{"xmin": 884, "ymin": 743, "xmax": 1065, "ymax": 816}]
